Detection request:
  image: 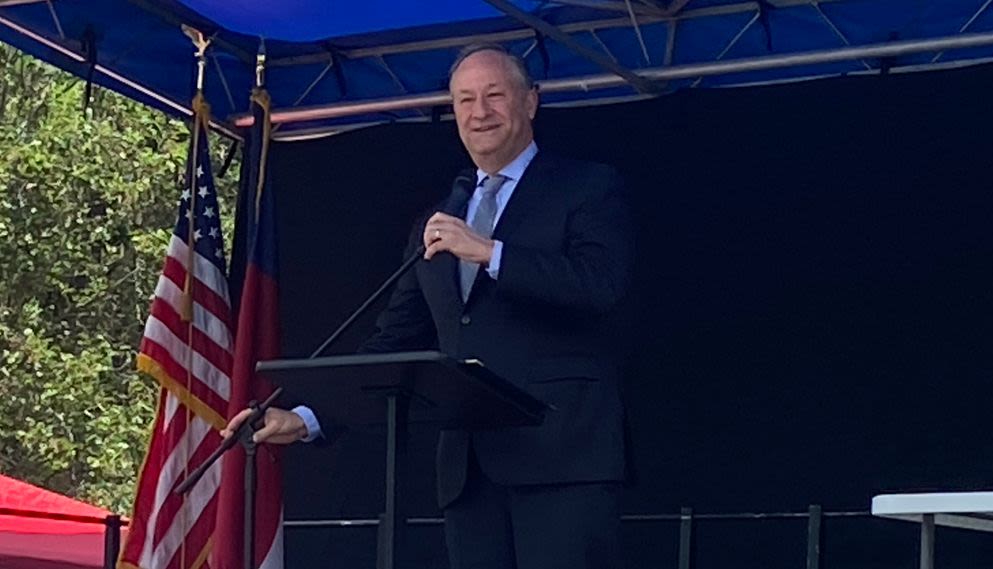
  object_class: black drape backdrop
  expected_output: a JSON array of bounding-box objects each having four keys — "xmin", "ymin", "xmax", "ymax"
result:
[{"xmin": 267, "ymin": 63, "xmax": 993, "ymax": 568}]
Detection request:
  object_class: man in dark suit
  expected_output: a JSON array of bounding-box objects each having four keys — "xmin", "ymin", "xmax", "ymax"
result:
[{"xmin": 225, "ymin": 44, "xmax": 633, "ymax": 569}]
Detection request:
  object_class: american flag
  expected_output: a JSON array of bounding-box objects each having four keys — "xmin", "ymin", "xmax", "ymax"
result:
[{"xmin": 120, "ymin": 109, "xmax": 232, "ymax": 569}]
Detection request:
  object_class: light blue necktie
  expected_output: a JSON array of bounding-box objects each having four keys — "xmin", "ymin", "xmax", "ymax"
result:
[{"xmin": 460, "ymin": 174, "xmax": 507, "ymax": 301}]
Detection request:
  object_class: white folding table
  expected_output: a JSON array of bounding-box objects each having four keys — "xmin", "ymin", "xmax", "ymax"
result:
[{"xmin": 871, "ymin": 492, "xmax": 993, "ymax": 569}]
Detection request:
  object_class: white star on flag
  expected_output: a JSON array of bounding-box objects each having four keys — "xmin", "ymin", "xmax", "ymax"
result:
[
  {"xmin": 193, "ymin": 228, "xmax": 202, "ymax": 241},
  {"xmin": 215, "ymin": 248, "xmax": 224, "ymax": 259},
  {"xmin": 199, "ymin": 185, "xmax": 210, "ymax": 198},
  {"xmin": 209, "ymin": 227, "xmax": 219, "ymax": 238},
  {"xmin": 181, "ymin": 189, "xmax": 191, "ymax": 201},
  {"xmin": 204, "ymin": 207, "xmax": 215, "ymax": 218},
  {"xmin": 196, "ymin": 165, "xmax": 204, "ymax": 178}
]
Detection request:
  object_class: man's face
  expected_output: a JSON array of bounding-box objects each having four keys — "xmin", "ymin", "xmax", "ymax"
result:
[{"xmin": 450, "ymin": 50, "xmax": 538, "ymax": 172}]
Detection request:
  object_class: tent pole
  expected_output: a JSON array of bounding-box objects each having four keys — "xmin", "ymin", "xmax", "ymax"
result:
[
  {"xmin": 233, "ymin": 30, "xmax": 993, "ymax": 128},
  {"xmin": 484, "ymin": 0, "xmax": 661, "ymax": 93}
]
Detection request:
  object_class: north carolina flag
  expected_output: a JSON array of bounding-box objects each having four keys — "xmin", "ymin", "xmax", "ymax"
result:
[{"xmin": 211, "ymin": 87, "xmax": 283, "ymax": 569}]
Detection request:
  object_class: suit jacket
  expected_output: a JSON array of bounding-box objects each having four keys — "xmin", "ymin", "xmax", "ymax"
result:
[{"xmin": 360, "ymin": 152, "xmax": 634, "ymax": 508}]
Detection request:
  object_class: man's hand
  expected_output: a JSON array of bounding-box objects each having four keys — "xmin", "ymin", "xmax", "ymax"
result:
[
  {"xmin": 220, "ymin": 406, "xmax": 307, "ymax": 445},
  {"xmin": 423, "ymin": 212, "xmax": 494, "ymax": 263}
]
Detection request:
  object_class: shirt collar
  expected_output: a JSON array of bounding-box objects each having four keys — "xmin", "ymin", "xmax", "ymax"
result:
[{"xmin": 475, "ymin": 140, "xmax": 539, "ymax": 187}]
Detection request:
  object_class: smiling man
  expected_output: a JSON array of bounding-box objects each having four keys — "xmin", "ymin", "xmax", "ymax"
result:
[{"xmin": 226, "ymin": 44, "xmax": 634, "ymax": 569}]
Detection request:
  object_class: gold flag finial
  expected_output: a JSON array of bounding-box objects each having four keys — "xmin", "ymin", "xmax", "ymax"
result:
[{"xmin": 182, "ymin": 25, "xmax": 212, "ymax": 92}]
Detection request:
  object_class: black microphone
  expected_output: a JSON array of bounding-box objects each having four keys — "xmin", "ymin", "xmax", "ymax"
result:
[
  {"xmin": 415, "ymin": 168, "xmax": 474, "ymax": 257},
  {"xmin": 308, "ymin": 170, "xmax": 475, "ymax": 358},
  {"xmin": 440, "ymin": 169, "xmax": 476, "ymax": 217}
]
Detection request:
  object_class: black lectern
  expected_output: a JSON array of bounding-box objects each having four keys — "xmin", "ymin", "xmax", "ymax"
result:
[{"xmin": 256, "ymin": 350, "xmax": 547, "ymax": 569}]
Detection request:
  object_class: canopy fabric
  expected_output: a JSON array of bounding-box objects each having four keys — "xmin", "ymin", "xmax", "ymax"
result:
[
  {"xmin": 0, "ymin": 474, "xmax": 123, "ymax": 569},
  {"xmin": 0, "ymin": 0, "xmax": 991, "ymax": 136}
]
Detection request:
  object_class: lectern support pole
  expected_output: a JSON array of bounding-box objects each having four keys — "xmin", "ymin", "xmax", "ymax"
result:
[
  {"xmin": 243, "ymin": 437, "xmax": 257, "ymax": 569},
  {"xmin": 377, "ymin": 391, "xmax": 410, "ymax": 569}
]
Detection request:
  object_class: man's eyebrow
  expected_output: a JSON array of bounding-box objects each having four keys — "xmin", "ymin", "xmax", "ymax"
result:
[{"xmin": 454, "ymin": 82, "xmax": 501, "ymax": 93}]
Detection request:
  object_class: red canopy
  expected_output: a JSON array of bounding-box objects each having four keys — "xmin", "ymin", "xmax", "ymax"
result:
[{"xmin": 0, "ymin": 474, "xmax": 126, "ymax": 569}]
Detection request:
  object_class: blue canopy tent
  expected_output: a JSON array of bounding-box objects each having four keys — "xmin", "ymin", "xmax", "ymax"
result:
[{"xmin": 1, "ymin": 0, "xmax": 992, "ymax": 138}]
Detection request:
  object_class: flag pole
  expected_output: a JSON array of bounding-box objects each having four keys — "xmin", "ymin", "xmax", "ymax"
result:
[
  {"xmin": 186, "ymin": 26, "xmax": 211, "ymax": 569},
  {"xmin": 238, "ymin": 40, "xmax": 267, "ymax": 569},
  {"xmin": 251, "ymin": 40, "xmax": 271, "ymax": 223},
  {"xmin": 179, "ymin": 25, "xmax": 211, "ymax": 322}
]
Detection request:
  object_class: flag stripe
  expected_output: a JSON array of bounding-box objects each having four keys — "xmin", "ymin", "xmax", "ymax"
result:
[
  {"xmin": 137, "ymin": 344, "xmax": 228, "ymax": 425},
  {"xmin": 166, "ymin": 235, "xmax": 229, "ymax": 298},
  {"xmin": 142, "ymin": 310, "xmax": 231, "ymax": 401},
  {"xmin": 149, "ymin": 421, "xmax": 223, "ymax": 550},
  {"xmin": 144, "ymin": 396, "xmax": 210, "ymax": 546},
  {"xmin": 135, "ymin": 393, "xmax": 195, "ymax": 567},
  {"xmin": 151, "ymin": 454, "xmax": 221, "ymax": 569},
  {"xmin": 146, "ymin": 297, "xmax": 233, "ymax": 378},
  {"xmin": 120, "ymin": 394, "xmax": 170, "ymax": 568},
  {"xmin": 145, "ymin": 302, "xmax": 233, "ymax": 392},
  {"xmin": 138, "ymin": 353, "xmax": 226, "ymax": 432},
  {"xmin": 257, "ymin": 510, "xmax": 284, "ymax": 569},
  {"xmin": 145, "ymin": 303, "xmax": 232, "ymax": 388},
  {"xmin": 167, "ymin": 518, "xmax": 215, "ymax": 569},
  {"xmin": 153, "ymin": 273, "xmax": 233, "ymax": 351},
  {"xmin": 162, "ymin": 255, "xmax": 232, "ymax": 327}
]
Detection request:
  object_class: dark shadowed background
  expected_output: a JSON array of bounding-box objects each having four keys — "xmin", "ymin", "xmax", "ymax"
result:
[{"xmin": 267, "ymin": 63, "xmax": 993, "ymax": 568}]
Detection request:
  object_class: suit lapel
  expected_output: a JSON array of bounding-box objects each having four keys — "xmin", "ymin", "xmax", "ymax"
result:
[
  {"xmin": 492, "ymin": 153, "xmax": 553, "ymax": 242},
  {"xmin": 434, "ymin": 251, "xmax": 463, "ymax": 308}
]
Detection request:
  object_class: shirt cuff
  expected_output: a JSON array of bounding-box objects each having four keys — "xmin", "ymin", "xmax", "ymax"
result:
[
  {"xmin": 486, "ymin": 240, "xmax": 503, "ymax": 279},
  {"xmin": 292, "ymin": 405, "xmax": 322, "ymax": 442}
]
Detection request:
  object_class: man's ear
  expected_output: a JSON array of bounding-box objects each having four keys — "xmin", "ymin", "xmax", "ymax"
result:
[{"xmin": 527, "ymin": 88, "xmax": 538, "ymax": 120}]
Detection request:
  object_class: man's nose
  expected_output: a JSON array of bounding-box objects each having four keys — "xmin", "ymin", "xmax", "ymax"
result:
[{"xmin": 470, "ymin": 95, "xmax": 490, "ymax": 117}]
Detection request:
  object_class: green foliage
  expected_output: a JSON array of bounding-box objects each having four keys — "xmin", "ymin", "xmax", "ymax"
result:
[{"xmin": 0, "ymin": 43, "xmax": 240, "ymax": 513}]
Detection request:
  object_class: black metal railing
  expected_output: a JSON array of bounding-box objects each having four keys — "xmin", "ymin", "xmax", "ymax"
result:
[{"xmin": 284, "ymin": 505, "xmax": 875, "ymax": 569}]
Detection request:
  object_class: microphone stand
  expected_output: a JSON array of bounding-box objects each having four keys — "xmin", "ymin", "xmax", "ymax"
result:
[
  {"xmin": 309, "ymin": 170, "xmax": 473, "ymax": 359},
  {"xmin": 309, "ymin": 244, "xmax": 425, "ymax": 359},
  {"xmin": 174, "ymin": 388, "xmax": 282, "ymax": 569}
]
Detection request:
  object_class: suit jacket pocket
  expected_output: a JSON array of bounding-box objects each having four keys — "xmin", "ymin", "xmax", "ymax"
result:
[{"xmin": 527, "ymin": 357, "xmax": 610, "ymax": 383}]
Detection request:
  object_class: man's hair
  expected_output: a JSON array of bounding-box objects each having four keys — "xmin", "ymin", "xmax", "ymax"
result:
[{"xmin": 448, "ymin": 43, "xmax": 535, "ymax": 91}]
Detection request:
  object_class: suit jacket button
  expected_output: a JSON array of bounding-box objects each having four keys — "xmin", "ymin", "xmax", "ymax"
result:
[{"xmin": 460, "ymin": 314, "xmax": 471, "ymax": 325}]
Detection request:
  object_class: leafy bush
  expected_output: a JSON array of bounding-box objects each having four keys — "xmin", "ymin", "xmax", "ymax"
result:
[{"xmin": 0, "ymin": 43, "xmax": 238, "ymax": 513}]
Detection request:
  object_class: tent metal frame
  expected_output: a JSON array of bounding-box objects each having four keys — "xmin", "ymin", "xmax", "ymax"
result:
[
  {"xmin": 233, "ymin": 0, "xmax": 993, "ymax": 133},
  {"xmin": 0, "ymin": 0, "xmax": 47, "ymax": 6},
  {"xmin": 234, "ymin": 30, "xmax": 993, "ymax": 130},
  {"xmin": 265, "ymin": 0, "xmax": 850, "ymax": 67},
  {"xmin": 2, "ymin": 0, "xmax": 992, "ymax": 138},
  {"xmin": 483, "ymin": 0, "xmax": 663, "ymax": 93},
  {"xmin": 0, "ymin": 9, "xmax": 243, "ymax": 137}
]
